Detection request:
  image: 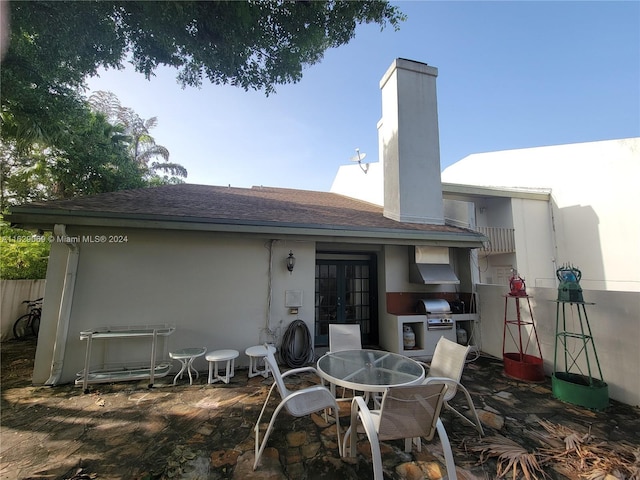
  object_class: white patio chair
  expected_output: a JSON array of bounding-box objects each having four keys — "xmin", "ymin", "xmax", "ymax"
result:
[
  {"xmin": 253, "ymin": 344, "xmax": 342, "ymax": 470},
  {"xmin": 343, "ymin": 384, "xmax": 457, "ymax": 480},
  {"xmin": 328, "ymin": 323, "xmax": 363, "ymax": 400},
  {"xmin": 329, "ymin": 323, "xmax": 362, "ymax": 352},
  {"xmin": 420, "ymin": 336, "xmax": 484, "ymax": 436}
]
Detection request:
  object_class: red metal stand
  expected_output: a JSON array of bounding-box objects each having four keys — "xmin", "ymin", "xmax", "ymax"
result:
[{"xmin": 502, "ymin": 295, "xmax": 545, "ymax": 382}]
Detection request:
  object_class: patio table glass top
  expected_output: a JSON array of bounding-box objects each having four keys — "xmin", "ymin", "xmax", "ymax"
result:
[{"xmin": 316, "ymin": 349, "xmax": 425, "ymax": 393}]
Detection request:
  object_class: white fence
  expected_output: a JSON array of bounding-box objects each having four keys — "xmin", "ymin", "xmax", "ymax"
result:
[
  {"xmin": 1, "ymin": 279, "xmax": 46, "ymax": 341},
  {"xmin": 476, "ymin": 283, "xmax": 640, "ymax": 407}
]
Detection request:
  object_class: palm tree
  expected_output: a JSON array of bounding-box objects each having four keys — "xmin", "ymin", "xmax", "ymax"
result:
[{"xmin": 88, "ymin": 91, "xmax": 187, "ymax": 183}]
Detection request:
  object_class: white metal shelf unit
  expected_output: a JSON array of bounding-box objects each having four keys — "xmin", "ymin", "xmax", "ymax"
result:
[{"xmin": 76, "ymin": 325, "xmax": 175, "ymax": 393}]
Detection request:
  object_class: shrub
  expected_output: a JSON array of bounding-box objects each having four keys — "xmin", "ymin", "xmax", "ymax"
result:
[{"xmin": 0, "ymin": 221, "xmax": 49, "ymax": 279}]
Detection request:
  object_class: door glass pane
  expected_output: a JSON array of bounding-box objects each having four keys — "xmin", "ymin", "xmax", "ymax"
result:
[
  {"xmin": 316, "ymin": 263, "xmax": 337, "ymax": 338},
  {"xmin": 315, "ymin": 258, "xmax": 374, "ymax": 347}
]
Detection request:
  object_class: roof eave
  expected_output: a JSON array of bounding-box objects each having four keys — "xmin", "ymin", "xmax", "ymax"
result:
[
  {"xmin": 6, "ymin": 209, "xmax": 486, "ymax": 248},
  {"xmin": 442, "ymin": 182, "xmax": 552, "ymax": 201}
]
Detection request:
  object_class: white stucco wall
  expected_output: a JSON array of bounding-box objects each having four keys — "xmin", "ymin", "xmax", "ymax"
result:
[
  {"xmin": 479, "ymin": 197, "xmax": 513, "ymax": 229},
  {"xmin": 443, "ymin": 199, "xmax": 474, "ymax": 229},
  {"xmin": 33, "ymin": 226, "xmax": 316, "ymax": 385},
  {"xmin": 380, "ymin": 60, "xmax": 444, "ymax": 225},
  {"xmin": 511, "ymin": 197, "xmax": 557, "ymax": 288},
  {"xmin": 442, "ymin": 138, "xmax": 640, "ymax": 292},
  {"xmin": 476, "ymin": 283, "xmax": 640, "ymax": 407},
  {"xmin": 331, "ymin": 162, "xmax": 383, "ymax": 205}
]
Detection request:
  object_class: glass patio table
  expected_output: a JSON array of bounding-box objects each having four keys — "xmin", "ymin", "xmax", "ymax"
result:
[{"xmin": 316, "ymin": 349, "xmax": 425, "ymax": 394}]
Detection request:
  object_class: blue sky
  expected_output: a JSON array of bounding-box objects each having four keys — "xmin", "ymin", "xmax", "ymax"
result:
[{"xmin": 86, "ymin": 1, "xmax": 640, "ymax": 192}]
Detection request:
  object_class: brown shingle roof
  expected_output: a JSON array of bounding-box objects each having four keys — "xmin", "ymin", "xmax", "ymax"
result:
[{"xmin": 9, "ymin": 183, "xmax": 481, "ymax": 239}]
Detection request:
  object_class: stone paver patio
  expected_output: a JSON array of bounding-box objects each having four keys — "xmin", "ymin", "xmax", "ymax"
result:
[{"xmin": 1, "ymin": 339, "xmax": 639, "ymax": 480}]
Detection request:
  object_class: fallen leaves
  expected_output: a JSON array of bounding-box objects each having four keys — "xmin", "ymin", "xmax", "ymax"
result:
[
  {"xmin": 537, "ymin": 420, "xmax": 639, "ymax": 479},
  {"xmin": 470, "ymin": 420, "xmax": 640, "ymax": 480},
  {"xmin": 470, "ymin": 434, "xmax": 547, "ymax": 480}
]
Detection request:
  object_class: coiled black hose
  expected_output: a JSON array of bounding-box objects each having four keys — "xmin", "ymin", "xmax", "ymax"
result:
[{"xmin": 279, "ymin": 319, "xmax": 314, "ymax": 368}]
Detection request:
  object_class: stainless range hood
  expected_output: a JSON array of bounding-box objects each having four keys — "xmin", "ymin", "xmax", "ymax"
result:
[{"xmin": 409, "ymin": 246, "xmax": 460, "ymax": 285}]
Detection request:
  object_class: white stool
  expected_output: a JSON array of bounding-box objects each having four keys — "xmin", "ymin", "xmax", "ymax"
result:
[
  {"xmin": 170, "ymin": 347, "xmax": 207, "ymax": 385},
  {"xmin": 245, "ymin": 345, "xmax": 276, "ymax": 378},
  {"xmin": 205, "ymin": 349, "xmax": 239, "ymax": 384}
]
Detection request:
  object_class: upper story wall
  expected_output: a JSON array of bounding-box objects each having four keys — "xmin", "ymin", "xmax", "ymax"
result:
[
  {"xmin": 442, "ymin": 138, "xmax": 640, "ymax": 292},
  {"xmin": 331, "ymin": 162, "xmax": 383, "ymax": 205},
  {"xmin": 511, "ymin": 197, "xmax": 557, "ymax": 287}
]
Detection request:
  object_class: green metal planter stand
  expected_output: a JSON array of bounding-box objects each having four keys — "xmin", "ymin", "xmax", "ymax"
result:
[{"xmin": 552, "ymin": 265, "xmax": 608, "ymax": 410}]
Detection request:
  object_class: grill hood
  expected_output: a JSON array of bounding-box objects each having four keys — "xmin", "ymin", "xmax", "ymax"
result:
[{"xmin": 409, "ymin": 246, "xmax": 460, "ymax": 285}]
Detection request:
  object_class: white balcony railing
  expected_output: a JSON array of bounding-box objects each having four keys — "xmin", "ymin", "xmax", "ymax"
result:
[{"xmin": 475, "ymin": 226, "xmax": 515, "ymax": 254}]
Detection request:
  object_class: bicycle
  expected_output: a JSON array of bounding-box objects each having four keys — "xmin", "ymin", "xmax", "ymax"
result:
[{"xmin": 12, "ymin": 297, "xmax": 43, "ymax": 340}]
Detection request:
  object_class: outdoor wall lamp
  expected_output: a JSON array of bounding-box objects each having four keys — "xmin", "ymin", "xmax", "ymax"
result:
[{"xmin": 286, "ymin": 250, "xmax": 296, "ymax": 273}]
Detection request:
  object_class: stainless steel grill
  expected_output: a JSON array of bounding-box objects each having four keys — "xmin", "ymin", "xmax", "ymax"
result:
[{"xmin": 417, "ymin": 299, "xmax": 454, "ymax": 330}]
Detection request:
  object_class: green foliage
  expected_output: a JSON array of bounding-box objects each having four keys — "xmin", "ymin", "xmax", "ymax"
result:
[
  {"xmin": 113, "ymin": 1, "xmax": 405, "ymax": 94},
  {"xmin": 87, "ymin": 91, "xmax": 188, "ymax": 183},
  {"xmin": 1, "ymin": 2, "xmax": 124, "ymax": 150},
  {"xmin": 0, "ymin": 0, "xmax": 400, "ymax": 207},
  {"xmin": 2, "ymin": 1, "xmax": 403, "ymax": 147},
  {"xmin": 0, "ymin": 221, "xmax": 49, "ymax": 279},
  {"xmin": 0, "ymin": 109, "xmax": 148, "ymax": 209},
  {"xmin": 0, "ymin": 142, "xmax": 55, "ymax": 209},
  {"xmin": 47, "ymin": 109, "xmax": 147, "ymax": 199}
]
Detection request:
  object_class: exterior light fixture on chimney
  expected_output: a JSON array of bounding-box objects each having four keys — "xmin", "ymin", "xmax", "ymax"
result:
[{"xmin": 286, "ymin": 250, "xmax": 296, "ymax": 273}]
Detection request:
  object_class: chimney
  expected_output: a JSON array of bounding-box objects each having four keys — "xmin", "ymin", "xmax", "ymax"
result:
[{"xmin": 379, "ymin": 59, "xmax": 444, "ymax": 225}]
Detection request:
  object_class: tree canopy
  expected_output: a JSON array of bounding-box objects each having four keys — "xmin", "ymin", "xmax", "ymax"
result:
[
  {"xmin": 1, "ymin": 1, "xmax": 404, "ymax": 148},
  {"xmin": 1, "ymin": 91, "xmax": 187, "ymax": 210},
  {"xmin": 0, "ymin": 1, "xmax": 404, "ymax": 278},
  {"xmin": 88, "ymin": 91, "xmax": 188, "ymax": 184},
  {"xmin": 0, "ymin": 1, "xmax": 402, "ymax": 211}
]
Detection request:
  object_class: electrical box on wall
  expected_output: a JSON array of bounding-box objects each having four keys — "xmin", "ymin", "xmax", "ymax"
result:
[
  {"xmin": 285, "ymin": 290, "xmax": 303, "ymax": 314},
  {"xmin": 285, "ymin": 290, "xmax": 303, "ymax": 307}
]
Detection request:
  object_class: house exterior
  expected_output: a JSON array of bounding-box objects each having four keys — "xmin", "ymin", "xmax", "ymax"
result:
[
  {"xmin": 332, "ymin": 125, "xmax": 640, "ymax": 405},
  {"xmin": 442, "ymin": 138, "xmax": 640, "ymax": 293},
  {"xmin": 443, "ymin": 140, "xmax": 640, "ymax": 408},
  {"xmin": 333, "ymin": 138, "xmax": 640, "ymax": 293},
  {"xmin": 9, "ymin": 57, "xmax": 639, "ymax": 407},
  {"xmin": 7, "ymin": 183, "xmax": 483, "ymax": 386},
  {"xmin": 7, "ymin": 59, "xmax": 486, "ymax": 388}
]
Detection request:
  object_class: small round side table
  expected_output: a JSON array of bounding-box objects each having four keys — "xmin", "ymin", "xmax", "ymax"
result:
[
  {"xmin": 205, "ymin": 349, "xmax": 239, "ymax": 384},
  {"xmin": 245, "ymin": 345, "xmax": 277, "ymax": 378},
  {"xmin": 170, "ymin": 347, "xmax": 206, "ymax": 385}
]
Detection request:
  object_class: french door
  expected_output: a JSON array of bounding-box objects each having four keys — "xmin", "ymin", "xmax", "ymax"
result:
[{"xmin": 314, "ymin": 257, "xmax": 377, "ymax": 347}]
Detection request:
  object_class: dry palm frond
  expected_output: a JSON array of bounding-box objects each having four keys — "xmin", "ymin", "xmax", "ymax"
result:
[
  {"xmin": 536, "ymin": 423, "xmax": 640, "ymax": 480},
  {"xmin": 581, "ymin": 468, "xmax": 624, "ymax": 480},
  {"xmin": 593, "ymin": 442, "xmax": 640, "ymax": 480},
  {"xmin": 537, "ymin": 419, "xmax": 592, "ymax": 453},
  {"xmin": 471, "ymin": 435, "xmax": 548, "ymax": 480}
]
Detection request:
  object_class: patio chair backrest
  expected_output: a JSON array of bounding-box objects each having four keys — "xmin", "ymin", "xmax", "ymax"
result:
[
  {"xmin": 255, "ymin": 345, "xmax": 342, "ymax": 470},
  {"xmin": 377, "ymin": 383, "xmax": 447, "ymax": 442},
  {"xmin": 427, "ymin": 336, "xmax": 471, "ymax": 401},
  {"xmin": 329, "ymin": 324, "xmax": 362, "ymax": 352},
  {"xmin": 262, "ymin": 346, "xmax": 329, "ymax": 417},
  {"xmin": 263, "ymin": 347, "xmax": 289, "ymax": 398}
]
